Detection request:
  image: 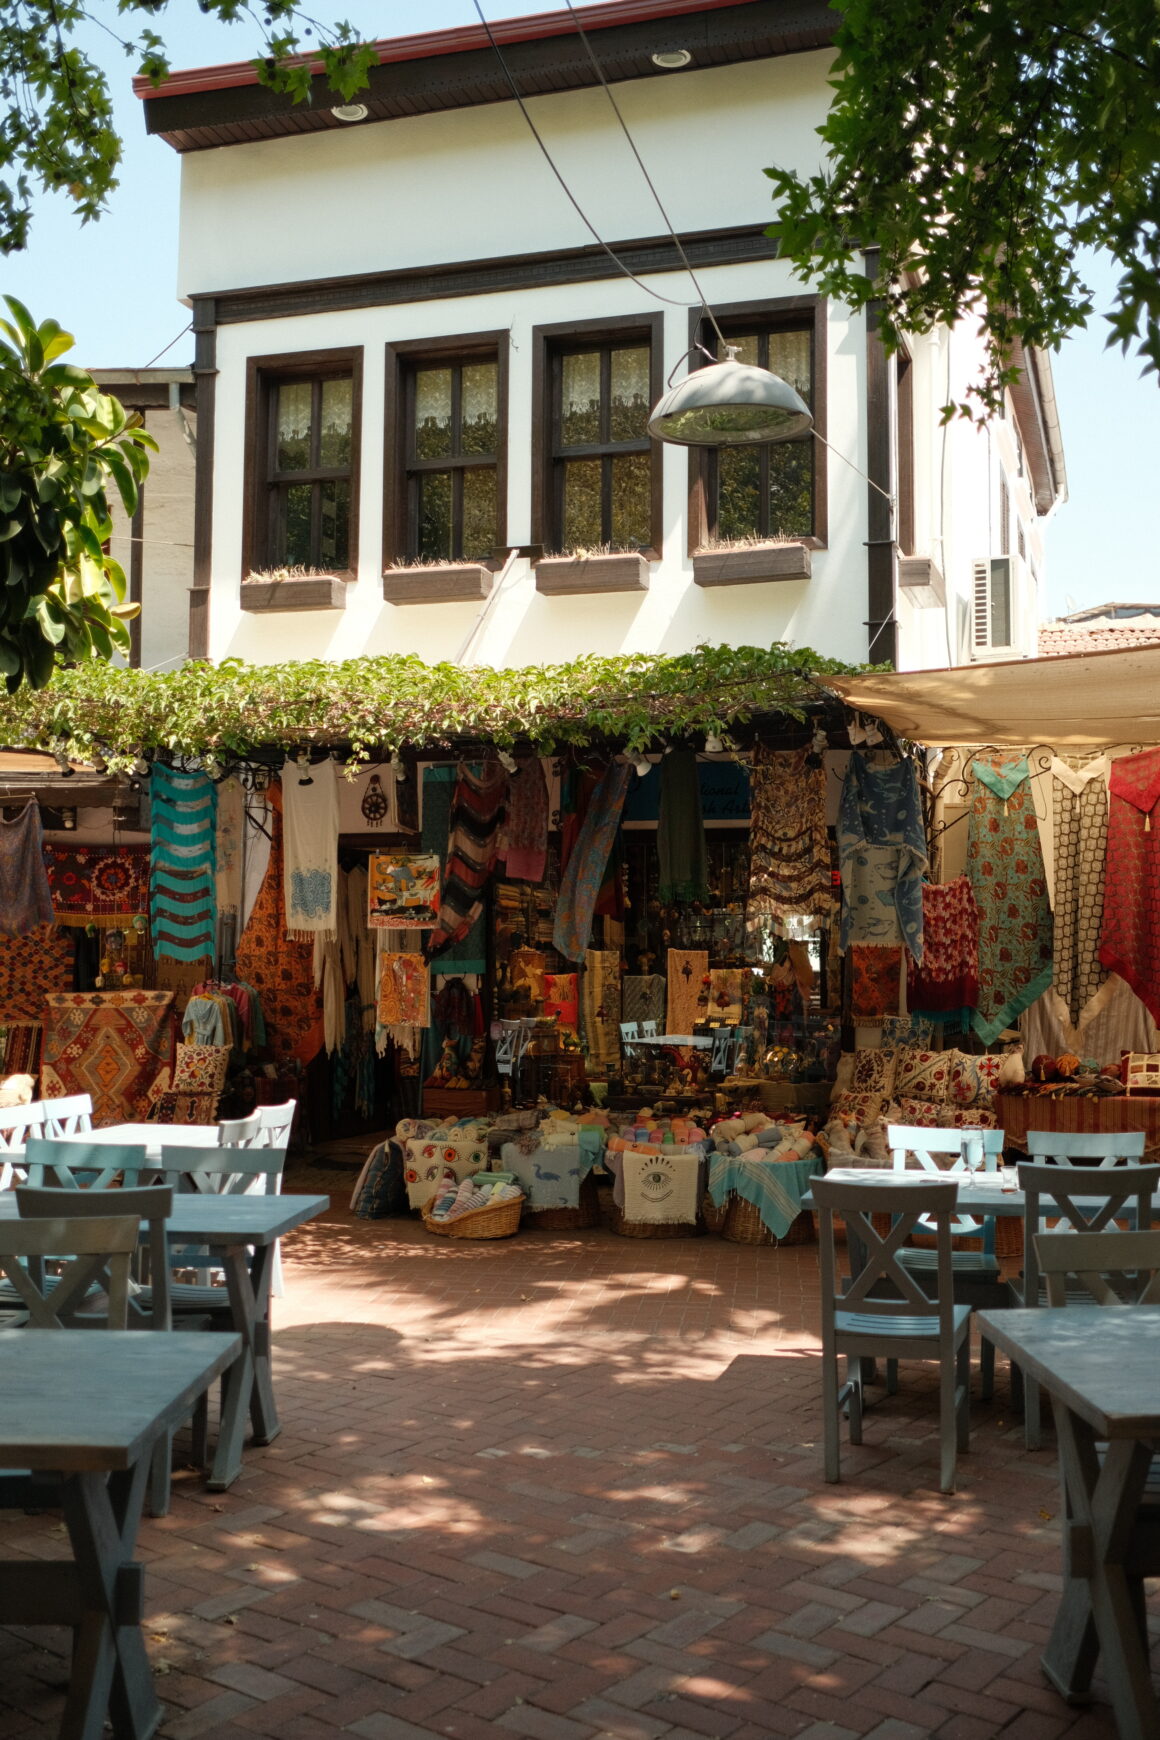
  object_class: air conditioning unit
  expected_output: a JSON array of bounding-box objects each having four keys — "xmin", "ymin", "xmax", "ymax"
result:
[{"xmin": 970, "ymin": 554, "xmax": 1031, "ymax": 661}]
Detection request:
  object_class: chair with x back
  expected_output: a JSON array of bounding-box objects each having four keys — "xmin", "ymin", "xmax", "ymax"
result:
[
  {"xmin": 145, "ymin": 1145, "xmax": 287, "ymax": 1318},
  {"xmin": 814, "ymin": 1173, "xmax": 973, "ymax": 1494},
  {"xmin": 20, "ymin": 1137, "xmax": 154, "ymax": 1192},
  {"xmin": 1015, "ymin": 1161, "xmax": 1160, "ymax": 1447},
  {"xmin": 0, "ymin": 1212, "xmax": 139, "ymax": 1330},
  {"xmin": 40, "ymin": 1094, "xmax": 94, "ymax": 1139},
  {"xmin": 0, "ymin": 1101, "xmax": 48, "ymax": 1190},
  {"xmin": 1025, "ymin": 1130, "xmax": 1147, "ymax": 1168},
  {"xmin": 886, "ymin": 1124, "xmax": 1008, "ymax": 1399}
]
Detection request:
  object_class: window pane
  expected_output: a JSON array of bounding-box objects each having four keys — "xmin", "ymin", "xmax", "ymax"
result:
[
  {"xmin": 717, "ymin": 447, "xmax": 762, "ymax": 541},
  {"xmin": 767, "ymin": 441, "xmax": 813, "ymax": 538},
  {"xmin": 281, "ymin": 482, "xmax": 313, "ymax": 565},
  {"xmin": 610, "ymin": 452, "xmax": 650, "ymax": 548},
  {"xmin": 609, "ymin": 347, "xmax": 649, "ymax": 441},
  {"xmin": 561, "ymin": 458, "xmax": 602, "ymax": 550},
  {"xmin": 766, "ymin": 328, "xmax": 811, "ymax": 406},
  {"xmin": 418, "ymin": 471, "xmax": 453, "ymax": 560},
  {"xmin": 319, "ymin": 377, "xmax": 352, "ymax": 467},
  {"xmin": 319, "ymin": 479, "xmax": 350, "ymax": 570},
  {"xmin": 462, "ymin": 467, "xmax": 497, "ymax": 559},
  {"xmin": 414, "ymin": 368, "xmax": 453, "ymax": 459},
  {"xmin": 560, "ymin": 352, "xmax": 601, "ymax": 447},
  {"xmin": 724, "ymin": 333, "xmax": 760, "ymax": 368},
  {"xmin": 461, "ymin": 362, "xmax": 498, "ymax": 456},
  {"xmin": 276, "ymin": 381, "xmax": 313, "ymax": 472}
]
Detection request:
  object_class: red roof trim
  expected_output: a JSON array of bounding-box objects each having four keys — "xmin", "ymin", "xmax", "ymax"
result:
[{"xmin": 133, "ymin": 0, "xmax": 753, "ymax": 101}]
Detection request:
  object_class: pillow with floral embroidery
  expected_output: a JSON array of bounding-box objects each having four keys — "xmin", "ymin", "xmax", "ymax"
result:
[
  {"xmin": 171, "ymin": 1043, "xmax": 230, "ymax": 1094},
  {"xmin": 849, "ymin": 1048, "xmax": 897, "ymax": 1097},
  {"xmin": 830, "ymin": 1090, "xmax": 884, "ymax": 1125},
  {"xmin": 948, "ymin": 1051, "xmax": 980, "ymax": 1106},
  {"xmin": 936, "ymin": 1104, "xmax": 999, "ymax": 1129},
  {"xmin": 893, "ymin": 1046, "xmax": 954, "ymax": 1103},
  {"xmin": 892, "ymin": 1096, "xmax": 942, "ymax": 1128},
  {"xmin": 974, "ymin": 1055, "xmax": 1002, "ymax": 1107}
]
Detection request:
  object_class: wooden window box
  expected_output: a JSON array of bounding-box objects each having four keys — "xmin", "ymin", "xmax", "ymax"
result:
[
  {"xmin": 692, "ymin": 542, "xmax": 812, "ymax": 587},
  {"xmin": 240, "ymin": 576, "xmax": 348, "ymax": 611},
  {"xmin": 382, "ymin": 563, "xmax": 495, "ymax": 605},
  {"xmin": 534, "ymin": 552, "xmax": 650, "ymax": 596}
]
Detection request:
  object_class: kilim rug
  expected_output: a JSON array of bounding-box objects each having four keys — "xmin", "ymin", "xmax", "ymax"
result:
[
  {"xmin": 2, "ymin": 1022, "xmax": 43, "ymax": 1076},
  {"xmin": 0, "ymin": 923, "xmax": 73, "ymax": 1022},
  {"xmin": 40, "ymin": 989, "xmax": 175, "ymax": 1126}
]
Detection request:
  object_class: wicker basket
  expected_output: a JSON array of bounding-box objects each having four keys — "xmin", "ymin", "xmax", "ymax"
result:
[
  {"xmin": 525, "ymin": 1173, "xmax": 601, "ymax": 1231},
  {"xmin": 422, "ymin": 1191, "xmax": 525, "ymax": 1240},
  {"xmin": 609, "ymin": 1204, "xmax": 700, "ymax": 1239},
  {"xmin": 701, "ymin": 1190, "xmax": 728, "ymax": 1234},
  {"xmin": 722, "ymin": 1194, "xmax": 815, "ymax": 1247}
]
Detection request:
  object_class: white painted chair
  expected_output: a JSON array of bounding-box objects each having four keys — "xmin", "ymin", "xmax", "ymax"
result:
[
  {"xmin": 252, "ymin": 1103, "xmax": 296, "ymax": 1297},
  {"xmin": 0, "ymin": 1103, "xmax": 49, "ymax": 1190},
  {"xmin": 41, "ymin": 1094, "xmax": 95, "ymax": 1139}
]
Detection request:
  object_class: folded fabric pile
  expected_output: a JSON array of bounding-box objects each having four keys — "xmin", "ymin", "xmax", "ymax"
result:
[
  {"xmin": 429, "ymin": 1170, "xmax": 523, "ymax": 1221},
  {"xmin": 709, "ymin": 1111, "xmax": 817, "ymax": 1163}
]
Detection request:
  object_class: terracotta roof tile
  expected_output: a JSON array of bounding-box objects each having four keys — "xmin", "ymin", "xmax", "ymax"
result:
[{"xmin": 1038, "ymin": 623, "xmax": 1160, "ymax": 657}]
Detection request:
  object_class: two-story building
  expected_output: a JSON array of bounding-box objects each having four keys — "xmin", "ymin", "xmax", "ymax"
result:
[{"xmin": 137, "ymin": 0, "xmax": 1065, "ymax": 674}]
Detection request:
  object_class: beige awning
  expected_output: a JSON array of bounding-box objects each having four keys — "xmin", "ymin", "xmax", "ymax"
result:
[{"xmin": 821, "ymin": 643, "xmax": 1160, "ymax": 748}]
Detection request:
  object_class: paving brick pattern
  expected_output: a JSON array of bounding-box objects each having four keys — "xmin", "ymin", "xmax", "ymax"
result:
[{"xmin": 1, "ymin": 1154, "xmax": 1155, "ymax": 1738}]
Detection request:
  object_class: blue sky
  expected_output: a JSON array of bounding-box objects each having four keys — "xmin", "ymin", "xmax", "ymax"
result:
[{"xmin": 3, "ymin": 0, "xmax": 1157, "ymax": 621}]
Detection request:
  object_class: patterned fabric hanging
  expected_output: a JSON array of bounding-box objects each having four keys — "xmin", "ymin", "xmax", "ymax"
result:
[
  {"xmin": 666, "ymin": 948, "xmax": 709, "ymax": 1033},
  {"xmin": 500, "ymin": 754, "xmax": 549, "ymax": 883},
  {"xmin": 965, "ymin": 756, "xmax": 1053, "ymax": 1044},
  {"xmin": 622, "ymin": 974, "xmax": 666, "ymax": 1028},
  {"xmin": 848, "ymin": 945, "xmax": 902, "ymax": 1021},
  {"xmin": 906, "ymin": 876, "xmax": 980, "ymax": 1026},
  {"xmin": 582, "ymin": 949, "xmax": 621, "ymax": 1069},
  {"xmin": 150, "ymin": 766, "xmax": 217, "ymax": 962},
  {"xmin": 234, "ymin": 782, "xmax": 324, "ymax": 1064},
  {"xmin": 1050, "ymin": 756, "xmax": 1111, "ymax": 1030},
  {"xmin": 214, "ymin": 777, "xmax": 245, "ymax": 918},
  {"xmin": 748, "ymin": 747, "xmax": 835, "ymax": 920},
  {"xmin": 1099, "ymin": 747, "xmax": 1160, "ymax": 1025},
  {"xmin": 282, "ymin": 757, "xmax": 340, "ymax": 939},
  {"xmin": 838, "ymin": 753, "xmax": 928, "ymax": 958},
  {"xmin": 426, "ymin": 760, "xmax": 508, "ymax": 960},
  {"xmin": 0, "ymin": 803, "xmax": 54, "ymax": 938},
  {"xmin": 552, "ymin": 761, "xmax": 632, "ymax": 961},
  {"xmin": 421, "ymin": 764, "xmax": 486, "ymax": 972},
  {"xmin": 44, "ymin": 843, "xmax": 149, "ymax": 928}
]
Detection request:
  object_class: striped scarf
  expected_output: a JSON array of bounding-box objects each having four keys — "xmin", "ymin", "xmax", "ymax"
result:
[
  {"xmin": 150, "ymin": 766, "xmax": 217, "ymax": 962},
  {"xmin": 426, "ymin": 760, "xmax": 508, "ymax": 960}
]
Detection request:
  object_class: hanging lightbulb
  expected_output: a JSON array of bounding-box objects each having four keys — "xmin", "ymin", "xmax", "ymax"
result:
[
  {"xmin": 132, "ymin": 754, "xmax": 150, "ymax": 776},
  {"xmin": 390, "ymin": 754, "xmax": 407, "ymax": 782},
  {"xmin": 496, "ymin": 750, "xmax": 518, "ymax": 774},
  {"xmin": 631, "ymin": 753, "xmax": 651, "ymax": 778},
  {"xmin": 204, "ymin": 755, "xmax": 222, "ymax": 780},
  {"xmin": 704, "ymin": 733, "xmax": 724, "ymax": 754},
  {"xmin": 648, "ymin": 346, "xmax": 812, "ymax": 447}
]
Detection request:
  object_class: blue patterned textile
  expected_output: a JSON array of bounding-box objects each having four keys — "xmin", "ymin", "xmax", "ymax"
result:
[{"xmin": 838, "ymin": 754, "xmax": 928, "ymax": 960}]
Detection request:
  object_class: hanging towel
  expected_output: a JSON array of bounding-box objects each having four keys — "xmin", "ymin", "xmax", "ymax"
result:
[
  {"xmin": 748, "ymin": 746, "xmax": 835, "ymax": 920},
  {"xmin": 150, "ymin": 766, "xmax": 217, "ymax": 962},
  {"xmin": 553, "ymin": 760, "xmax": 633, "ymax": 961},
  {"xmin": 622, "ymin": 1150, "xmax": 701, "ymax": 1225},
  {"xmin": 966, "ymin": 756, "xmax": 1053, "ymax": 1043},
  {"xmin": 214, "ymin": 777, "xmax": 245, "ymax": 917},
  {"xmin": 838, "ymin": 753, "xmax": 928, "ymax": 959},
  {"xmin": 582, "ymin": 949, "xmax": 622, "ymax": 1069},
  {"xmin": 622, "ymin": 973, "xmax": 666, "ymax": 1028},
  {"xmin": 421, "ymin": 764, "xmax": 487, "ymax": 972},
  {"xmin": 906, "ymin": 876, "xmax": 980, "ymax": 1025},
  {"xmin": 657, "ymin": 750, "xmax": 709, "ymax": 904},
  {"xmin": 666, "ymin": 948, "xmax": 709, "ymax": 1033},
  {"xmin": 1099, "ymin": 747, "xmax": 1160, "ymax": 1025},
  {"xmin": 0, "ymin": 802, "xmax": 54, "ymax": 938},
  {"xmin": 378, "ymin": 950, "xmax": 431, "ymax": 1029},
  {"xmin": 500, "ymin": 754, "xmax": 549, "ymax": 883},
  {"xmin": 426, "ymin": 760, "xmax": 508, "ymax": 960},
  {"xmin": 282, "ymin": 757, "xmax": 340, "ymax": 939},
  {"xmin": 1050, "ymin": 756, "xmax": 1112, "ymax": 1030},
  {"xmin": 848, "ymin": 944, "xmax": 902, "ymax": 1021}
]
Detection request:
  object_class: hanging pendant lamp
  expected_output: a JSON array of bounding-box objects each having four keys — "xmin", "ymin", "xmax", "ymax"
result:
[{"xmin": 647, "ymin": 347, "xmax": 813, "ymax": 446}]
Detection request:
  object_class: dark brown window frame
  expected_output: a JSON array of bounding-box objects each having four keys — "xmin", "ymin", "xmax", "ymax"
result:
[
  {"xmin": 383, "ymin": 330, "xmax": 509, "ymax": 571},
  {"xmin": 531, "ymin": 312, "xmax": 664, "ymax": 558},
  {"xmin": 242, "ymin": 346, "xmax": 363, "ymax": 582},
  {"xmin": 686, "ymin": 296, "xmax": 827, "ymax": 555},
  {"xmin": 896, "ymin": 344, "xmax": 915, "ymax": 558}
]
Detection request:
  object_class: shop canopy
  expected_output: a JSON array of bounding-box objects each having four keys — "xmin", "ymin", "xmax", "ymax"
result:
[{"xmin": 823, "ymin": 642, "xmax": 1160, "ymax": 749}]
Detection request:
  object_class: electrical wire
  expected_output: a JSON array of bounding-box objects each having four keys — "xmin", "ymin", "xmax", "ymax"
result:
[
  {"xmin": 138, "ymin": 323, "xmax": 193, "ymax": 371},
  {"xmin": 558, "ymin": 0, "xmax": 726, "ymax": 347},
  {"xmin": 470, "ymin": 0, "xmax": 702, "ymax": 315}
]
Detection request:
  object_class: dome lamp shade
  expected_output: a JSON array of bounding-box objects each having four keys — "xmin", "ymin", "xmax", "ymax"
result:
[{"xmin": 647, "ymin": 350, "xmax": 813, "ymax": 447}]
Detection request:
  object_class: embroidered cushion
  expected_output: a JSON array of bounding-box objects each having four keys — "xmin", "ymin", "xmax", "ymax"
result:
[
  {"xmin": 948, "ymin": 1051, "xmax": 1003, "ymax": 1108},
  {"xmin": 936, "ymin": 1104, "xmax": 999, "ymax": 1130},
  {"xmin": 830, "ymin": 1090, "xmax": 884, "ymax": 1125},
  {"xmin": 849, "ymin": 1049, "xmax": 897, "ymax": 1097},
  {"xmin": 171, "ymin": 1043, "xmax": 230, "ymax": 1095},
  {"xmin": 893, "ymin": 1046, "xmax": 954, "ymax": 1103},
  {"xmin": 974, "ymin": 1055, "xmax": 1002, "ymax": 1107},
  {"xmin": 891, "ymin": 1096, "xmax": 942, "ymax": 1128}
]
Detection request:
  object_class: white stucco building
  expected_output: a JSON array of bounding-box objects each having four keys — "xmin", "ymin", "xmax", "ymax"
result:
[{"xmin": 138, "ymin": 0, "xmax": 1066, "ymax": 674}]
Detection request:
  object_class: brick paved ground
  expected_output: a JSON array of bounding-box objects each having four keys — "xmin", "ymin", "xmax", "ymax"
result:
[{"xmin": 1, "ymin": 1151, "xmax": 1156, "ymax": 1739}]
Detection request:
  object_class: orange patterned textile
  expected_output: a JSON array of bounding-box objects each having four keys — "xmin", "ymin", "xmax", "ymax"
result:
[
  {"xmin": 234, "ymin": 783, "xmax": 324, "ymax": 1064},
  {"xmin": 41, "ymin": 990, "xmax": 175, "ymax": 1125},
  {"xmin": 0, "ymin": 923, "xmax": 73, "ymax": 1022}
]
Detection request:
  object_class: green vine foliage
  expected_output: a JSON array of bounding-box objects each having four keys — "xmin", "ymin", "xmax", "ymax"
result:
[
  {"xmin": 0, "ymin": 643, "xmax": 863, "ymax": 771},
  {"xmin": 0, "ymin": 297, "xmax": 153, "ymax": 689}
]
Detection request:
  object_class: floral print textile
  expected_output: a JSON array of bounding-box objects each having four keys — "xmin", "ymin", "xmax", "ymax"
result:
[
  {"xmin": 838, "ymin": 754, "xmax": 928, "ymax": 959},
  {"xmin": 965, "ymin": 756, "xmax": 1053, "ymax": 1044},
  {"xmin": 906, "ymin": 876, "xmax": 980, "ymax": 1025},
  {"xmin": 748, "ymin": 747, "xmax": 835, "ymax": 921},
  {"xmin": 1051, "ymin": 757, "xmax": 1111, "ymax": 1029},
  {"xmin": 848, "ymin": 945, "xmax": 902, "ymax": 1020},
  {"xmin": 1099, "ymin": 747, "xmax": 1160, "ymax": 1025}
]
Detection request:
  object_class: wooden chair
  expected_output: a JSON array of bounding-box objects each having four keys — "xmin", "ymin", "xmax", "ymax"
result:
[
  {"xmin": 1026, "ymin": 1130, "xmax": 1147, "ymax": 1168},
  {"xmin": 142, "ymin": 1145, "xmax": 287, "ymax": 1317},
  {"xmin": 40, "ymin": 1094, "xmax": 94, "ymax": 1139},
  {"xmin": 1015, "ymin": 1161, "xmax": 1160, "ymax": 1448},
  {"xmin": 814, "ymin": 1174, "xmax": 972, "ymax": 1494},
  {"xmin": 0, "ymin": 1214, "xmax": 139, "ymax": 1330},
  {"xmin": 20, "ymin": 1138, "xmax": 153, "ymax": 1192},
  {"xmin": 218, "ymin": 1110, "xmax": 262, "ymax": 1147},
  {"xmin": 886, "ymin": 1124, "xmax": 1008, "ymax": 1399},
  {"xmin": 1034, "ymin": 1228, "xmax": 1160, "ymax": 1308},
  {"xmin": 0, "ymin": 1102, "xmax": 48, "ymax": 1190}
]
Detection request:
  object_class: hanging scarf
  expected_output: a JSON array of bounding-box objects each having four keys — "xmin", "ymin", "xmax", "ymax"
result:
[
  {"xmin": 553, "ymin": 760, "xmax": 632, "ymax": 961},
  {"xmin": 582, "ymin": 948, "xmax": 622, "ymax": 1069},
  {"xmin": 0, "ymin": 803, "xmax": 55, "ymax": 938},
  {"xmin": 748, "ymin": 746, "xmax": 835, "ymax": 920},
  {"xmin": 666, "ymin": 948, "xmax": 709, "ymax": 1033},
  {"xmin": 422, "ymin": 764, "xmax": 487, "ymax": 972},
  {"xmin": 378, "ymin": 951, "xmax": 431, "ymax": 1028},
  {"xmin": 1099, "ymin": 747, "xmax": 1160, "ymax": 1024},
  {"xmin": 622, "ymin": 973, "xmax": 666, "ymax": 1028},
  {"xmin": 1050, "ymin": 756, "xmax": 1112, "ymax": 1030},
  {"xmin": 426, "ymin": 760, "xmax": 508, "ymax": 960},
  {"xmin": 500, "ymin": 754, "xmax": 549, "ymax": 883},
  {"xmin": 906, "ymin": 876, "xmax": 980, "ymax": 1026},
  {"xmin": 838, "ymin": 753, "xmax": 928, "ymax": 959},
  {"xmin": 848, "ymin": 944, "xmax": 902, "ymax": 1021},
  {"xmin": 234, "ymin": 782, "xmax": 324, "ymax": 1064},
  {"xmin": 657, "ymin": 750, "xmax": 709, "ymax": 904},
  {"xmin": 214, "ymin": 776, "xmax": 245, "ymax": 918},
  {"xmin": 966, "ymin": 755, "xmax": 1053, "ymax": 1043},
  {"xmin": 150, "ymin": 766, "xmax": 217, "ymax": 962},
  {"xmin": 282, "ymin": 757, "xmax": 340, "ymax": 939}
]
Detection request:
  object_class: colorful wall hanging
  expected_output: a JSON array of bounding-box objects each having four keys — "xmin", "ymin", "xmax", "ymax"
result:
[
  {"xmin": 906, "ymin": 876, "xmax": 980, "ymax": 1026},
  {"xmin": 500, "ymin": 754, "xmax": 549, "ymax": 884},
  {"xmin": 0, "ymin": 922, "xmax": 73, "ymax": 1022},
  {"xmin": 542, "ymin": 972, "xmax": 579, "ymax": 1030},
  {"xmin": 44, "ymin": 843, "xmax": 150, "ymax": 927},
  {"xmin": 748, "ymin": 746, "xmax": 835, "ymax": 920},
  {"xmin": 368, "ymin": 852, "xmax": 441, "ymax": 929},
  {"xmin": 0, "ymin": 802, "xmax": 54, "ymax": 938},
  {"xmin": 1050, "ymin": 756, "xmax": 1111, "ymax": 1030},
  {"xmin": 553, "ymin": 760, "xmax": 632, "ymax": 961},
  {"xmin": 234, "ymin": 783, "xmax": 324, "ymax": 1065},
  {"xmin": 966, "ymin": 755, "xmax": 1053, "ymax": 1043},
  {"xmin": 282, "ymin": 756, "xmax": 340, "ymax": 938},
  {"xmin": 150, "ymin": 765, "xmax": 217, "ymax": 962},
  {"xmin": 421, "ymin": 764, "xmax": 486, "ymax": 972},
  {"xmin": 582, "ymin": 949, "xmax": 622, "ymax": 1070},
  {"xmin": 377, "ymin": 952, "xmax": 431, "ymax": 1029},
  {"xmin": 426, "ymin": 760, "xmax": 508, "ymax": 959},
  {"xmin": 1099, "ymin": 747, "xmax": 1160, "ymax": 1025},
  {"xmin": 666, "ymin": 948, "xmax": 710, "ymax": 1034},
  {"xmin": 838, "ymin": 753, "xmax": 928, "ymax": 958},
  {"xmin": 848, "ymin": 944, "xmax": 903, "ymax": 1021},
  {"xmin": 40, "ymin": 989, "xmax": 176, "ymax": 1126}
]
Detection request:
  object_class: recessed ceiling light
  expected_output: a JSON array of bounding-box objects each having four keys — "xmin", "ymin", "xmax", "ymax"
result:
[
  {"xmin": 331, "ymin": 103, "xmax": 369, "ymax": 123},
  {"xmin": 651, "ymin": 49, "xmax": 692, "ymax": 69}
]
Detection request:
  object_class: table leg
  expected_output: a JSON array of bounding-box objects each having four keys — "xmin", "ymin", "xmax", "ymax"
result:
[
  {"xmin": 1041, "ymin": 1404, "xmax": 1158, "ymax": 1740},
  {"xmin": 60, "ymin": 1460, "xmax": 161, "ymax": 1740},
  {"xmin": 207, "ymin": 1242, "xmax": 278, "ymax": 1490}
]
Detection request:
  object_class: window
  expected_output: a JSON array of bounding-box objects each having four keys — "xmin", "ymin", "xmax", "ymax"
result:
[
  {"xmin": 532, "ymin": 315, "xmax": 663, "ymax": 556},
  {"xmin": 244, "ymin": 348, "xmax": 362, "ymax": 578},
  {"xmin": 687, "ymin": 299, "xmax": 827, "ymax": 551},
  {"xmin": 384, "ymin": 334, "xmax": 508, "ymax": 570}
]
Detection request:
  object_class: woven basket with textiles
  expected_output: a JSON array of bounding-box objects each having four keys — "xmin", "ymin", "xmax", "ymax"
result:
[
  {"xmin": 422, "ymin": 1191, "xmax": 524, "ymax": 1240},
  {"xmin": 609, "ymin": 1204, "xmax": 700, "ymax": 1239},
  {"xmin": 723, "ymin": 1194, "xmax": 814, "ymax": 1247},
  {"xmin": 525, "ymin": 1172, "xmax": 601, "ymax": 1231},
  {"xmin": 701, "ymin": 1190, "xmax": 728, "ymax": 1234}
]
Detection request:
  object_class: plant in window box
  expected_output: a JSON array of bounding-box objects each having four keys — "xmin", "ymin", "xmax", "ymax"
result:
[
  {"xmin": 534, "ymin": 543, "xmax": 652, "ymax": 597},
  {"xmin": 692, "ymin": 532, "xmax": 812, "ymax": 588},
  {"xmin": 382, "ymin": 555, "xmax": 496, "ymax": 606},
  {"xmin": 240, "ymin": 564, "xmax": 348, "ymax": 611}
]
